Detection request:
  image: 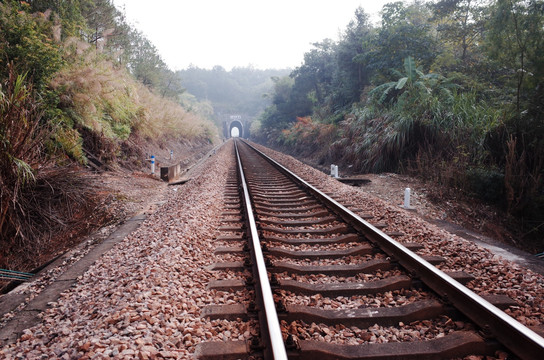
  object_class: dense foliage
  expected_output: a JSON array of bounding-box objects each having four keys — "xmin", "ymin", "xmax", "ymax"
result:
[
  {"xmin": 0, "ymin": 0, "xmax": 216, "ymax": 265},
  {"xmin": 254, "ymin": 0, "xmax": 544, "ymax": 248}
]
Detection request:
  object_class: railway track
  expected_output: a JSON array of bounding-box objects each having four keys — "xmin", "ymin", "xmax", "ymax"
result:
[{"xmin": 196, "ymin": 140, "xmax": 544, "ymax": 359}]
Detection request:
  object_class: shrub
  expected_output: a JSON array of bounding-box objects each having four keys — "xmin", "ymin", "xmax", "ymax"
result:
[{"xmin": 0, "ymin": 66, "xmax": 111, "ymax": 269}]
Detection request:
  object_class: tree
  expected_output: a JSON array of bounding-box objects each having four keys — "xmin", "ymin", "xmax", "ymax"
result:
[
  {"xmin": 291, "ymin": 39, "xmax": 336, "ymax": 106},
  {"xmin": 367, "ymin": 1, "xmax": 438, "ymax": 80},
  {"xmin": 487, "ymin": 0, "xmax": 544, "ymax": 114},
  {"xmin": 29, "ymin": 0, "xmax": 91, "ymax": 39},
  {"xmin": 259, "ymin": 76, "xmax": 308, "ymax": 130},
  {"xmin": 290, "ymin": 8, "xmax": 374, "ymax": 117},
  {"xmin": 484, "ymin": 0, "xmax": 544, "ymax": 220},
  {"xmin": 179, "ymin": 66, "xmax": 287, "ymax": 125},
  {"xmin": 271, "ymin": 76, "xmax": 294, "ymax": 111},
  {"xmin": 333, "ymin": 7, "xmax": 373, "ymax": 108},
  {"xmin": 80, "ymin": 0, "xmax": 119, "ymax": 49},
  {"xmin": 430, "ymin": 0, "xmax": 488, "ymax": 66}
]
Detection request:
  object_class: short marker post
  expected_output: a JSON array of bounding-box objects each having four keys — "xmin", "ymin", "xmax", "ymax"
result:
[{"xmin": 403, "ymin": 187, "xmax": 414, "ymax": 209}]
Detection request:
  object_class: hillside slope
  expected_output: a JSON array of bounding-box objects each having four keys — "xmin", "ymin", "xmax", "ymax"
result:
[{"xmin": 0, "ymin": 1, "xmax": 218, "ymax": 273}]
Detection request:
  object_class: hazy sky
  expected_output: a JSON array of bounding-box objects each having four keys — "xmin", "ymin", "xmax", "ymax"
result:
[{"xmin": 112, "ymin": 0, "xmax": 402, "ymax": 70}]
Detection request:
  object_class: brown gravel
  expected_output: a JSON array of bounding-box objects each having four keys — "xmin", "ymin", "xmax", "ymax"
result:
[
  {"xmin": 0, "ymin": 172, "xmax": 167, "ymax": 327},
  {"xmin": 282, "ymin": 316, "xmax": 473, "ymax": 345},
  {"xmin": 0, "ymin": 171, "xmax": 167, "ymax": 292},
  {"xmin": 279, "ymin": 288, "xmax": 434, "ymax": 309},
  {"xmin": 278, "ymin": 269, "xmax": 405, "ymax": 284},
  {"xmin": 1, "ymin": 139, "xmax": 543, "ymax": 359}
]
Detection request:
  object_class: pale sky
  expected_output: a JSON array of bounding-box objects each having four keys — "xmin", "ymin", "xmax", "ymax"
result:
[{"xmin": 112, "ymin": 0, "xmax": 402, "ymax": 70}]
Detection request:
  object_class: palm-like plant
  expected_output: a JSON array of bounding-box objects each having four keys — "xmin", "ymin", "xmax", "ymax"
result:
[
  {"xmin": 347, "ymin": 57, "xmax": 461, "ymax": 172},
  {"xmin": 369, "ymin": 56, "xmax": 456, "ymax": 108}
]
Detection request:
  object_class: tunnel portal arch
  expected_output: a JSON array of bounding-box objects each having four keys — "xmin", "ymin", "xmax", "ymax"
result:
[
  {"xmin": 229, "ymin": 120, "xmax": 243, "ymax": 138},
  {"xmin": 223, "ymin": 114, "xmax": 250, "ymax": 139}
]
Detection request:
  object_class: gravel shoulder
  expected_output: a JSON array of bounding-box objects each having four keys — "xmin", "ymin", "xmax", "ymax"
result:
[
  {"xmin": 338, "ymin": 173, "xmax": 544, "ymax": 276},
  {"xmin": 1, "ymin": 142, "xmax": 233, "ymax": 358},
  {"xmin": 0, "ymin": 172, "xmax": 168, "ymax": 317}
]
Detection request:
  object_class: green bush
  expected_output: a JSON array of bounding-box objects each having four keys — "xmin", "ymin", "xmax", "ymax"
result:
[
  {"xmin": 0, "ymin": 2, "xmax": 63, "ymax": 91},
  {"xmin": 50, "ymin": 125, "xmax": 85, "ymax": 163}
]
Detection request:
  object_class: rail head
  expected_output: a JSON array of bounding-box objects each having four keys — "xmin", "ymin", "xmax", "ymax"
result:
[
  {"xmin": 239, "ymin": 139, "xmax": 544, "ymax": 360},
  {"xmin": 234, "ymin": 140, "xmax": 288, "ymax": 360}
]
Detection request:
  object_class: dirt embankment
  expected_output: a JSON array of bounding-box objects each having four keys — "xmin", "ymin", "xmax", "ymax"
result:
[{"xmin": 0, "ymin": 137, "xmax": 216, "ymax": 291}]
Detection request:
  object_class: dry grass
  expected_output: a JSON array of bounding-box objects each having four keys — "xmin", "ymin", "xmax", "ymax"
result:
[
  {"xmin": 1, "ymin": 39, "xmax": 218, "ymax": 273},
  {"xmin": 1, "ymin": 66, "xmax": 46, "ymax": 253},
  {"xmin": 132, "ymin": 80, "xmax": 215, "ymax": 141},
  {"xmin": 51, "ymin": 40, "xmax": 217, "ymax": 148}
]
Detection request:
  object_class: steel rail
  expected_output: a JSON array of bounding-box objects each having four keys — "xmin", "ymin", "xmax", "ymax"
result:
[
  {"xmin": 234, "ymin": 140, "xmax": 288, "ymax": 360},
  {"xmin": 241, "ymin": 140, "xmax": 544, "ymax": 360}
]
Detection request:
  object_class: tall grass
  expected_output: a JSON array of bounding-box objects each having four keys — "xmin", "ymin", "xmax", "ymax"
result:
[
  {"xmin": 332, "ymin": 79, "xmax": 501, "ymax": 174},
  {"xmin": 133, "ymin": 80, "xmax": 215, "ymax": 141},
  {"xmin": 1, "ymin": 49, "xmax": 217, "ymax": 268},
  {"xmin": 49, "ymin": 42, "xmax": 217, "ymax": 163},
  {"xmin": 277, "ymin": 116, "xmax": 338, "ymax": 161},
  {"xmin": 0, "ymin": 66, "xmax": 45, "ymax": 243},
  {"xmin": 1, "ymin": 5, "xmax": 218, "ymax": 269}
]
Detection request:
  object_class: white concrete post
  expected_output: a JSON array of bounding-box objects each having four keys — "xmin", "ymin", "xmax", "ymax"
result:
[
  {"xmin": 404, "ymin": 188, "xmax": 411, "ymax": 209},
  {"xmin": 330, "ymin": 165, "xmax": 339, "ymax": 178},
  {"xmin": 151, "ymin": 155, "xmax": 155, "ymax": 174}
]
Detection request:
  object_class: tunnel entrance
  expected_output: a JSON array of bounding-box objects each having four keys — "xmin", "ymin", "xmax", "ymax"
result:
[
  {"xmin": 228, "ymin": 119, "xmax": 243, "ymax": 139},
  {"xmin": 223, "ymin": 115, "xmax": 250, "ymax": 139}
]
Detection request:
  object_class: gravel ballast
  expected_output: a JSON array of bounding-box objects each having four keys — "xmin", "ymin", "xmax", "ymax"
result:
[
  {"xmin": 0, "ymin": 140, "xmax": 542, "ymax": 359},
  {"xmin": 252, "ymin": 142, "xmax": 544, "ymax": 330}
]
